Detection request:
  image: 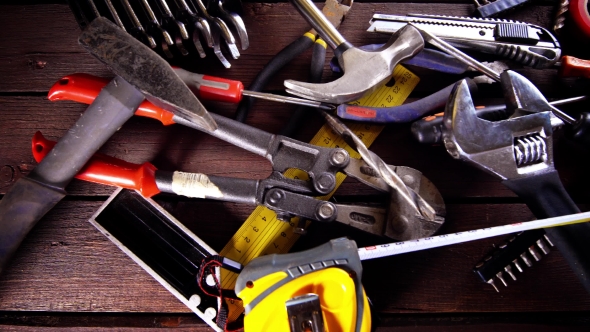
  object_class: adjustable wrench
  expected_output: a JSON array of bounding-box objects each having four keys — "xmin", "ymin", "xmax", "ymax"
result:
[{"xmin": 443, "ymin": 73, "xmax": 590, "ymax": 292}]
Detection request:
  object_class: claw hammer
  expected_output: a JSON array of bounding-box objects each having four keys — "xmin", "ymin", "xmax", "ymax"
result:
[{"xmin": 284, "ymin": 0, "xmax": 425, "ymax": 104}]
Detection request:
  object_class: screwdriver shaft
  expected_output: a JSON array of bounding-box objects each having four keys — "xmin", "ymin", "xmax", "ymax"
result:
[{"xmin": 242, "ymin": 90, "xmax": 335, "ymax": 110}]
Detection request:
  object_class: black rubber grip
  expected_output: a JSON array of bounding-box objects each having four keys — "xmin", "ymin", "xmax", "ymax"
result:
[
  {"xmin": 503, "ymin": 171, "xmax": 590, "ymax": 293},
  {"xmin": 234, "ymin": 34, "xmax": 315, "ymax": 123},
  {"xmin": 280, "ymin": 40, "xmax": 326, "ymax": 137}
]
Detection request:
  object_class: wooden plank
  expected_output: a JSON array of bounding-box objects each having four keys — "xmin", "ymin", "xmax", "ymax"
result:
[
  {"xmin": 0, "ymin": 3, "xmax": 569, "ymax": 95},
  {"xmin": 0, "ymin": 201, "xmax": 589, "ymax": 313},
  {"xmin": 1, "ymin": 311, "xmax": 590, "ymax": 331}
]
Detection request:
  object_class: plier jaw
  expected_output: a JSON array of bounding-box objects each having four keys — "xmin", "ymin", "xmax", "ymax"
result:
[{"xmin": 442, "ymin": 72, "xmax": 555, "ymax": 181}]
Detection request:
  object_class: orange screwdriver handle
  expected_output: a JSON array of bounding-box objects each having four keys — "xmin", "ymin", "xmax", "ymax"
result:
[
  {"xmin": 174, "ymin": 67, "xmax": 244, "ymax": 104},
  {"xmin": 48, "ymin": 73, "xmax": 176, "ymax": 126},
  {"xmin": 31, "ymin": 131, "xmax": 161, "ymax": 198},
  {"xmin": 560, "ymin": 56, "xmax": 590, "ymax": 78}
]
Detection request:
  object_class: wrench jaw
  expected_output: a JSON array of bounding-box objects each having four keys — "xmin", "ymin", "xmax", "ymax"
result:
[
  {"xmin": 500, "ymin": 71, "xmax": 557, "ymax": 121},
  {"xmin": 284, "ymin": 24, "xmax": 424, "ymax": 104},
  {"xmin": 442, "ymin": 78, "xmax": 555, "ymax": 182}
]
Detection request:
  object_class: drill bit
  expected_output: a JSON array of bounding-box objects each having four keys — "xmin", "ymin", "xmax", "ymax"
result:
[
  {"xmin": 553, "ymin": 0, "xmax": 569, "ymax": 35},
  {"xmin": 318, "ymin": 110, "xmax": 437, "ymax": 222}
]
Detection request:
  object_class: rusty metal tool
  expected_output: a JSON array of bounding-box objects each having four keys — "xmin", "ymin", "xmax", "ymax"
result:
[
  {"xmin": 34, "ymin": 129, "xmax": 445, "ymax": 241},
  {"xmin": 44, "ymin": 73, "xmax": 446, "ymax": 241},
  {"xmin": 284, "ymin": 0, "xmax": 424, "ymax": 104},
  {"xmin": 318, "ymin": 110, "xmax": 438, "ymax": 224},
  {"xmin": 81, "ymin": 19, "xmax": 217, "ymax": 129},
  {"xmin": 0, "ymin": 17, "xmax": 216, "ymax": 275}
]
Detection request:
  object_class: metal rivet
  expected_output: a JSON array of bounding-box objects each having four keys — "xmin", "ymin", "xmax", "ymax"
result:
[
  {"xmin": 402, "ymin": 174, "xmax": 415, "ymax": 186},
  {"xmin": 330, "ymin": 149, "xmax": 349, "ymax": 166},
  {"xmin": 315, "ymin": 173, "xmax": 335, "ymax": 193},
  {"xmin": 317, "ymin": 202, "xmax": 335, "ymax": 220},
  {"xmin": 267, "ymin": 189, "xmax": 284, "ymax": 205}
]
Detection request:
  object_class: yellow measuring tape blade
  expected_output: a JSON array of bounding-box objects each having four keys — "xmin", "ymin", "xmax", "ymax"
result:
[{"xmin": 220, "ymin": 65, "xmax": 419, "ymax": 320}]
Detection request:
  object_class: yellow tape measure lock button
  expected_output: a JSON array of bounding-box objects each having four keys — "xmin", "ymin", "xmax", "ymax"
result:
[{"xmin": 220, "ymin": 65, "xmax": 420, "ymax": 321}]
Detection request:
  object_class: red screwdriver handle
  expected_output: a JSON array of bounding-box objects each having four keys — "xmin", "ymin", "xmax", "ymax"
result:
[
  {"xmin": 31, "ymin": 131, "xmax": 161, "ymax": 198},
  {"xmin": 48, "ymin": 73, "xmax": 177, "ymax": 126},
  {"xmin": 560, "ymin": 56, "xmax": 590, "ymax": 78},
  {"xmin": 174, "ymin": 67, "xmax": 244, "ymax": 104}
]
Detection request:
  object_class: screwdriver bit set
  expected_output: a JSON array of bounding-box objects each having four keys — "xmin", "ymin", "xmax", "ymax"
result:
[
  {"xmin": 473, "ymin": 230, "xmax": 555, "ymax": 291},
  {"xmin": 67, "ymin": 0, "xmax": 248, "ymax": 68}
]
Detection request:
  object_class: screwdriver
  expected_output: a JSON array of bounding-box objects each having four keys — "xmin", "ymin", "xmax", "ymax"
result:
[
  {"xmin": 48, "ymin": 73, "xmax": 336, "ymax": 129},
  {"xmin": 172, "ymin": 67, "xmax": 335, "ymax": 110}
]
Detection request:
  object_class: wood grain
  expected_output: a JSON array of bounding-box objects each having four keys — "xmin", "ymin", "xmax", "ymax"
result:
[
  {"xmin": 1, "ymin": 0, "xmax": 590, "ymax": 330},
  {"xmin": 1, "ymin": 201, "xmax": 589, "ymax": 313}
]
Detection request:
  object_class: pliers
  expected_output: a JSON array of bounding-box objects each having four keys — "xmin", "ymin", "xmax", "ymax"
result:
[
  {"xmin": 43, "ymin": 73, "xmax": 447, "ymax": 241},
  {"xmin": 233, "ymin": 0, "xmax": 353, "ymax": 129}
]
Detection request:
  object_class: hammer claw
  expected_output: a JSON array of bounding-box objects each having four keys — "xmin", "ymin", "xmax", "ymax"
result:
[{"xmin": 284, "ymin": 24, "xmax": 424, "ymax": 104}]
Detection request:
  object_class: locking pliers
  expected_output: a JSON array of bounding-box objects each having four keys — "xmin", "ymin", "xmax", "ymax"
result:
[{"xmin": 43, "ymin": 74, "xmax": 446, "ymax": 240}]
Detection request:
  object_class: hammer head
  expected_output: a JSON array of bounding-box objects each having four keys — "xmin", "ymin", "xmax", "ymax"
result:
[{"xmin": 284, "ymin": 24, "xmax": 424, "ymax": 104}]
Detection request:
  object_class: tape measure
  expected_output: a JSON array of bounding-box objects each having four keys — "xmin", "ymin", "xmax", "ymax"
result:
[
  {"xmin": 357, "ymin": 212, "xmax": 590, "ymax": 260},
  {"xmin": 219, "ymin": 65, "xmax": 420, "ymax": 320}
]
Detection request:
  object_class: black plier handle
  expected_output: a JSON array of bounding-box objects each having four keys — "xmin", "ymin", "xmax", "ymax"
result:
[{"xmin": 234, "ymin": 32, "xmax": 317, "ymax": 123}]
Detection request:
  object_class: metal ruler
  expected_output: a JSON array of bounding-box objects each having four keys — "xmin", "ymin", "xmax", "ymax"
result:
[{"xmin": 219, "ymin": 65, "xmax": 420, "ymax": 320}]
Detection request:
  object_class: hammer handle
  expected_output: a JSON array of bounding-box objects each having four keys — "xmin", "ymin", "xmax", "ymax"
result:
[{"xmin": 290, "ymin": 0, "xmax": 348, "ymax": 50}]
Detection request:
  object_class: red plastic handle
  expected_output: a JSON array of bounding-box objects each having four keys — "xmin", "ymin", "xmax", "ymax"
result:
[
  {"xmin": 198, "ymin": 74, "xmax": 244, "ymax": 104},
  {"xmin": 48, "ymin": 73, "xmax": 177, "ymax": 126},
  {"xmin": 559, "ymin": 55, "xmax": 590, "ymax": 78},
  {"xmin": 32, "ymin": 131, "xmax": 161, "ymax": 198},
  {"xmin": 172, "ymin": 67, "xmax": 244, "ymax": 104}
]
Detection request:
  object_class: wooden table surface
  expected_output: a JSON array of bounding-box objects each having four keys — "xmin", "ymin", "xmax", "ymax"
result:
[{"xmin": 1, "ymin": 0, "xmax": 590, "ymax": 330}]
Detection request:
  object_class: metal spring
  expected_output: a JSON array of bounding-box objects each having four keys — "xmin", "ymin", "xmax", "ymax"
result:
[{"xmin": 514, "ymin": 134, "xmax": 547, "ymax": 166}]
